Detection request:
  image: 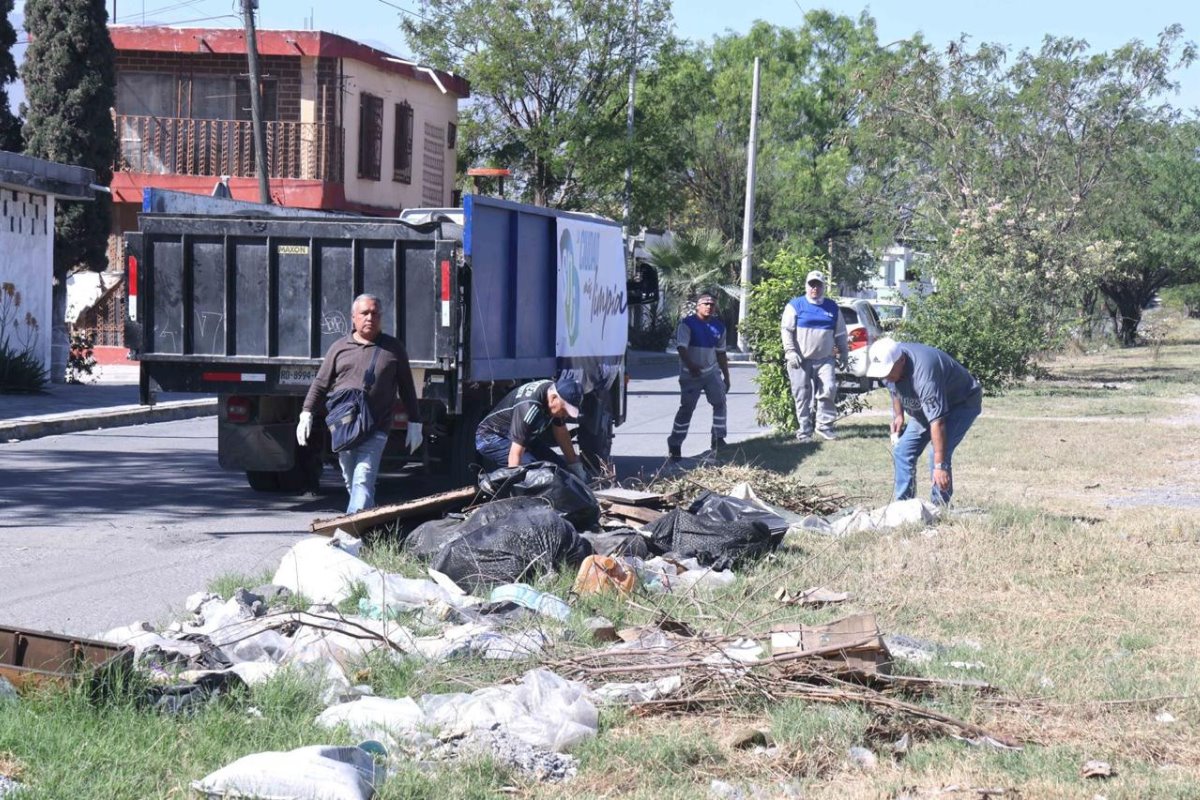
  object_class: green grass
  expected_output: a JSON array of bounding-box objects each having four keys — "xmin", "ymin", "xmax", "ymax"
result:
[{"xmin": 6, "ymin": 312, "xmax": 1200, "ymax": 798}]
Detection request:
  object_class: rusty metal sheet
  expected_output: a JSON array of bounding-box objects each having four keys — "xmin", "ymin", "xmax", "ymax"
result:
[{"xmin": 0, "ymin": 624, "xmax": 134, "ymax": 693}]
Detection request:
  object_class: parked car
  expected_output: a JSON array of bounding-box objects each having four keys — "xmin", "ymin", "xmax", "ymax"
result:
[
  {"xmin": 869, "ymin": 301, "xmax": 907, "ymax": 332},
  {"xmin": 836, "ymin": 298, "xmax": 885, "ymax": 395}
]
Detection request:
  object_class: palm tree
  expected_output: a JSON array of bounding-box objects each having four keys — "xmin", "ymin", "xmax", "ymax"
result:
[{"xmin": 647, "ymin": 228, "xmax": 740, "ymax": 316}]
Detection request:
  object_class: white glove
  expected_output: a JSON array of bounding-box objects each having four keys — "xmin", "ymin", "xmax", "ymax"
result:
[
  {"xmin": 785, "ymin": 352, "xmax": 802, "ymax": 370},
  {"xmin": 405, "ymin": 421, "xmax": 424, "ymax": 452},
  {"xmin": 566, "ymin": 461, "xmax": 587, "ymax": 482},
  {"xmin": 296, "ymin": 410, "xmax": 313, "ymax": 446}
]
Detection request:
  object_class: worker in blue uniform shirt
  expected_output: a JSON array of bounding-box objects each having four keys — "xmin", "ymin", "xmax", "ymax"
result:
[
  {"xmin": 866, "ymin": 337, "xmax": 983, "ymax": 505},
  {"xmin": 667, "ymin": 291, "xmax": 731, "ymax": 461},
  {"xmin": 780, "ymin": 270, "xmax": 848, "ymax": 441}
]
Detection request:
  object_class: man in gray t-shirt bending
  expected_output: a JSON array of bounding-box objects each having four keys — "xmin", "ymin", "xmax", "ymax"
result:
[{"xmin": 865, "ymin": 338, "xmax": 982, "ymax": 505}]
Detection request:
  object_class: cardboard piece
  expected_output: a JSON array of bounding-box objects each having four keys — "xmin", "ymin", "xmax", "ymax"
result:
[{"xmin": 769, "ymin": 613, "xmax": 890, "ymax": 675}]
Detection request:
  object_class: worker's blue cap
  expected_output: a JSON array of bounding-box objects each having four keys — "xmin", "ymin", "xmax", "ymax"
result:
[{"xmin": 552, "ymin": 377, "xmax": 583, "ymax": 419}]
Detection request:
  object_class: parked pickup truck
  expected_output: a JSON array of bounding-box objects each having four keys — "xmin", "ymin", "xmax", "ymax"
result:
[{"xmin": 125, "ymin": 194, "xmax": 653, "ymax": 490}]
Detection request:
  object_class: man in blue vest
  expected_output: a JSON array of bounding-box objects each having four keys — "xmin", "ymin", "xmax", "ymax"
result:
[
  {"xmin": 781, "ymin": 271, "xmax": 848, "ymax": 441},
  {"xmin": 667, "ymin": 291, "xmax": 731, "ymax": 461}
]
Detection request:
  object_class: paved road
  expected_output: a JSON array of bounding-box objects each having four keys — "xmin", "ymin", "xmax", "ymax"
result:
[{"xmin": 1, "ymin": 360, "xmax": 767, "ymax": 636}]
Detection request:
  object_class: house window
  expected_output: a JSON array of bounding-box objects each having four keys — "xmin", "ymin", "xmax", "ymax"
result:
[
  {"xmin": 447, "ymin": 122, "xmax": 457, "ymax": 149},
  {"xmin": 358, "ymin": 93, "xmax": 384, "ymax": 181},
  {"xmin": 234, "ymin": 78, "xmax": 278, "ymax": 121},
  {"xmin": 393, "ymin": 102, "xmax": 414, "ymax": 184}
]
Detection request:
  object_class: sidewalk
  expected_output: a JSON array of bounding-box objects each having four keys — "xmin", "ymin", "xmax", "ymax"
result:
[{"xmin": 0, "ymin": 364, "xmax": 216, "ymax": 442}]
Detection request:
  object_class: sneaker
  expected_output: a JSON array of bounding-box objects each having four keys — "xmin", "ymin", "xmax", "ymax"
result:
[
  {"xmin": 795, "ymin": 432, "xmax": 812, "ymax": 443},
  {"xmin": 817, "ymin": 429, "xmax": 837, "ymax": 441},
  {"xmin": 668, "ymin": 445, "xmax": 682, "ymax": 462},
  {"xmin": 711, "ymin": 437, "xmax": 726, "ymax": 451}
]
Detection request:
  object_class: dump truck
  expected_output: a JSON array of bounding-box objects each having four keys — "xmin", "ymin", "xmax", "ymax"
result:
[{"xmin": 124, "ymin": 194, "xmax": 650, "ymax": 490}]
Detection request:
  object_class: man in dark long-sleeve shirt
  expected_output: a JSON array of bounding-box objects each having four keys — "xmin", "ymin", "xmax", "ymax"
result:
[{"xmin": 297, "ymin": 294, "xmax": 422, "ymax": 513}]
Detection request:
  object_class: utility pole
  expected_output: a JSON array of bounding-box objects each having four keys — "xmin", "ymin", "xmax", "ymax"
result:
[
  {"xmin": 111, "ymin": 0, "xmax": 116, "ymax": 23},
  {"xmin": 242, "ymin": 0, "xmax": 272, "ymax": 204},
  {"xmin": 736, "ymin": 57, "xmax": 761, "ymax": 352},
  {"xmin": 621, "ymin": 0, "xmax": 640, "ymax": 238}
]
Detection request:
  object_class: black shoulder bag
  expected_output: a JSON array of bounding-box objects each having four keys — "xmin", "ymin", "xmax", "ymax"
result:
[{"xmin": 325, "ymin": 344, "xmax": 382, "ymax": 453}]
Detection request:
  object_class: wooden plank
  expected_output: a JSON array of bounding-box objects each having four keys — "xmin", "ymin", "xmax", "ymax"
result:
[
  {"xmin": 311, "ymin": 485, "xmax": 478, "ymax": 535},
  {"xmin": 594, "ymin": 487, "xmax": 665, "ymax": 507},
  {"xmin": 603, "ymin": 502, "xmax": 665, "ymax": 525}
]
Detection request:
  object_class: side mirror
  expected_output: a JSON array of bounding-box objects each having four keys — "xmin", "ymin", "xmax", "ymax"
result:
[{"xmin": 626, "ymin": 263, "xmax": 659, "ymax": 306}]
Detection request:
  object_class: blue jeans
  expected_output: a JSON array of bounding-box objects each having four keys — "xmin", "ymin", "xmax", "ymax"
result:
[
  {"xmin": 337, "ymin": 429, "xmax": 389, "ymax": 513},
  {"xmin": 893, "ymin": 397, "xmax": 982, "ymax": 505},
  {"xmin": 475, "ymin": 431, "xmax": 566, "ymax": 472}
]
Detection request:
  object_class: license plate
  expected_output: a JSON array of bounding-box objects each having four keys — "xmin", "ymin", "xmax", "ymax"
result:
[{"xmin": 278, "ymin": 366, "xmax": 318, "ymax": 386}]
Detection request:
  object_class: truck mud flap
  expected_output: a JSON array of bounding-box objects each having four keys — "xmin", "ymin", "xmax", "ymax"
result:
[{"xmin": 218, "ymin": 421, "xmax": 296, "ymax": 472}]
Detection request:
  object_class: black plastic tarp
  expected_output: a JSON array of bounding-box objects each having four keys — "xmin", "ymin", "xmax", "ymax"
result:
[
  {"xmin": 478, "ymin": 462, "xmax": 601, "ymax": 531},
  {"xmin": 428, "ymin": 502, "xmax": 592, "ymax": 593},
  {"xmin": 688, "ymin": 491, "xmax": 791, "ymax": 538},
  {"xmin": 645, "ymin": 508, "xmax": 775, "ymax": 571}
]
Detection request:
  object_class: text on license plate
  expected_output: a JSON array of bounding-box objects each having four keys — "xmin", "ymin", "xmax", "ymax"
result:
[{"xmin": 278, "ymin": 367, "xmax": 318, "ymax": 386}]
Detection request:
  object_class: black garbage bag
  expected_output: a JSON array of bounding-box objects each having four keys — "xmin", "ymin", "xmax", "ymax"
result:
[
  {"xmin": 406, "ymin": 497, "xmax": 550, "ymax": 562},
  {"xmin": 478, "ymin": 462, "xmax": 601, "ymax": 531},
  {"xmin": 581, "ymin": 528, "xmax": 651, "ymax": 559},
  {"xmin": 645, "ymin": 508, "xmax": 774, "ymax": 571},
  {"xmin": 430, "ymin": 503, "xmax": 593, "ymax": 594},
  {"xmin": 688, "ymin": 491, "xmax": 791, "ymax": 539},
  {"xmin": 405, "ymin": 516, "xmax": 468, "ymax": 561}
]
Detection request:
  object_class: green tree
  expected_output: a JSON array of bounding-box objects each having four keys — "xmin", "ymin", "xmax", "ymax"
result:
[
  {"xmin": 21, "ymin": 0, "xmax": 116, "ymax": 279},
  {"xmin": 647, "ymin": 13, "xmax": 884, "ymax": 287},
  {"xmin": 0, "ymin": 0, "xmax": 20, "ymax": 151},
  {"xmin": 403, "ymin": 0, "xmax": 673, "ymax": 215},
  {"xmin": 1094, "ymin": 121, "xmax": 1200, "ymax": 344},
  {"xmin": 858, "ymin": 28, "xmax": 1194, "ymax": 382}
]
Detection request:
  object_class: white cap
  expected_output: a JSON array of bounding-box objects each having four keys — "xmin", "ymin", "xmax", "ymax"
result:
[
  {"xmin": 865, "ymin": 337, "xmax": 903, "ymax": 379},
  {"xmin": 805, "ymin": 270, "xmax": 826, "ymax": 285}
]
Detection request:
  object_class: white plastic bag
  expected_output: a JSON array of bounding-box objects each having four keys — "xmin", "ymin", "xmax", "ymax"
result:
[
  {"xmin": 192, "ymin": 744, "xmax": 381, "ymax": 800},
  {"xmin": 272, "ymin": 537, "xmax": 377, "ymax": 605}
]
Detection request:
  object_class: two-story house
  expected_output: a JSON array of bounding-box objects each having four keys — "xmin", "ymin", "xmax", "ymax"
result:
[{"xmin": 87, "ymin": 25, "xmax": 469, "ymax": 359}]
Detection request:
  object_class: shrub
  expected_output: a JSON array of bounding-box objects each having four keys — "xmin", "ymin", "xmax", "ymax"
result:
[
  {"xmin": 67, "ymin": 329, "xmax": 98, "ymax": 384},
  {"xmin": 628, "ymin": 304, "xmax": 675, "ymax": 352},
  {"xmin": 744, "ymin": 248, "xmax": 829, "ymax": 432},
  {"xmin": 1161, "ymin": 283, "xmax": 1200, "ymax": 318},
  {"xmin": 0, "ymin": 281, "xmax": 47, "ymax": 393}
]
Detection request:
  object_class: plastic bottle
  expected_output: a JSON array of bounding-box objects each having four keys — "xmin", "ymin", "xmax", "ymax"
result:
[{"xmin": 489, "ymin": 583, "xmax": 571, "ymax": 620}]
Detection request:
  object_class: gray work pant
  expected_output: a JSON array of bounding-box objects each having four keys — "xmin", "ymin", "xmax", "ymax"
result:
[
  {"xmin": 787, "ymin": 357, "xmax": 837, "ymax": 435},
  {"xmin": 667, "ymin": 369, "xmax": 727, "ymax": 448}
]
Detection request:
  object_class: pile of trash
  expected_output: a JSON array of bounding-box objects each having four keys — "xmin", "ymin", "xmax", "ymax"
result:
[{"xmin": 3, "ymin": 463, "xmax": 968, "ymax": 799}]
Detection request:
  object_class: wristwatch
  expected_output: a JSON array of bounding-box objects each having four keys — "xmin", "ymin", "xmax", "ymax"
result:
[{"xmin": 934, "ymin": 462, "xmax": 951, "ymax": 470}]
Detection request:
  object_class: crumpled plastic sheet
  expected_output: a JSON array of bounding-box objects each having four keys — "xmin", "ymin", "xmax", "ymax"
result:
[
  {"xmin": 192, "ymin": 744, "xmax": 383, "ymax": 800},
  {"xmin": 799, "ymin": 498, "xmax": 939, "ymax": 536},
  {"xmin": 592, "ymin": 675, "xmax": 682, "ymax": 705},
  {"xmin": 628, "ymin": 556, "xmax": 736, "ymax": 593},
  {"xmin": 316, "ymin": 668, "xmax": 598, "ymax": 754}
]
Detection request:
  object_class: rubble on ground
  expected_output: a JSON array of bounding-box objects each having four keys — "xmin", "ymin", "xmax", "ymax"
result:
[{"xmin": 6, "ymin": 461, "xmax": 1005, "ymax": 797}]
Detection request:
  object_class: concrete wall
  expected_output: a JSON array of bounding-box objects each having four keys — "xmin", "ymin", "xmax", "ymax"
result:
[
  {"xmin": 0, "ymin": 189, "xmax": 55, "ymax": 376},
  {"xmin": 339, "ymin": 57, "xmax": 458, "ymax": 210}
]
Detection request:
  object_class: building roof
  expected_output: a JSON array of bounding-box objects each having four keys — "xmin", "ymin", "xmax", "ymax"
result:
[
  {"xmin": 109, "ymin": 26, "xmax": 471, "ymax": 98},
  {"xmin": 0, "ymin": 151, "xmax": 97, "ymax": 200}
]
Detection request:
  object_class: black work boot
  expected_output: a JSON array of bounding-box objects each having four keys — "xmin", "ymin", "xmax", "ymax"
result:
[
  {"xmin": 711, "ymin": 437, "xmax": 726, "ymax": 451},
  {"xmin": 668, "ymin": 445, "xmax": 682, "ymax": 462}
]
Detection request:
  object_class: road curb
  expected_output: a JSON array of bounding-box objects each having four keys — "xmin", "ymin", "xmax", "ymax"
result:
[{"xmin": 0, "ymin": 399, "xmax": 218, "ymax": 443}]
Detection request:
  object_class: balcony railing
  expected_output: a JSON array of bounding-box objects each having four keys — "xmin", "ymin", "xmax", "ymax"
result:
[{"xmin": 115, "ymin": 115, "xmax": 343, "ymax": 183}]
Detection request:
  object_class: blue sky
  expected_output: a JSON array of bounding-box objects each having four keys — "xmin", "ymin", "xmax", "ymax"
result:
[{"xmin": 6, "ymin": 0, "xmax": 1198, "ymax": 111}]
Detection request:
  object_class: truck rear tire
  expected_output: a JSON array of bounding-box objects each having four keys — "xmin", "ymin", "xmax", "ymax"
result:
[
  {"xmin": 246, "ymin": 470, "xmax": 280, "ymax": 491},
  {"xmin": 449, "ymin": 401, "xmax": 485, "ymax": 487}
]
